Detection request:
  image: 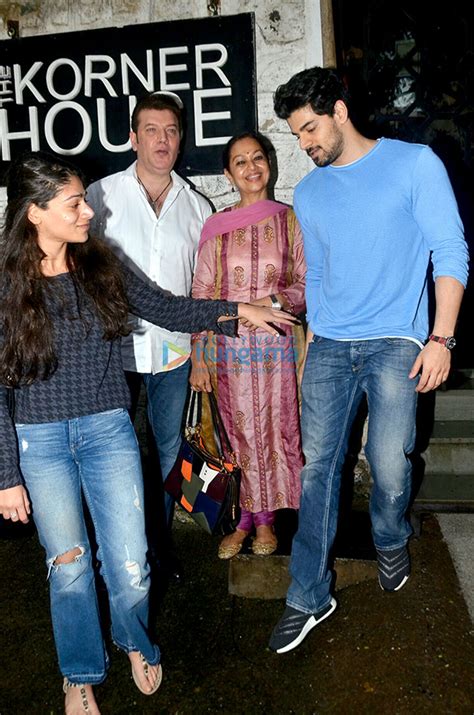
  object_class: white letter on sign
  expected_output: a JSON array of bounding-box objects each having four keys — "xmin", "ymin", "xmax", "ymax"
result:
[
  {"xmin": 44, "ymin": 101, "xmax": 92, "ymax": 155},
  {"xmin": 97, "ymin": 97, "xmax": 133, "ymax": 152},
  {"xmin": 84, "ymin": 56, "xmax": 118, "ymax": 98},
  {"xmin": 194, "ymin": 88, "xmax": 232, "ymax": 147},
  {"xmin": 46, "ymin": 59, "xmax": 82, "ymax": 101},
  {"xmin": 195, "ymin": 44, "xmax": 230, "ymax": 89},
  {"xmin": 121, "ymin": 52, "xmax": 154, "ymax": 95},
  {"xmin": 0, "ymin": 107, "xmax": 40, "ymax": 160},
  {"xmin": 159, "ymin": 47, "xmax": 190, "ymax": 91},
  {"xmin": 13, "ymin": 62, "xmax": 45, "ymax": 104}
]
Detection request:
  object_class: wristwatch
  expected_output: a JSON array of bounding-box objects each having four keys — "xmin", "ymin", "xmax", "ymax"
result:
[
  {"xmin": 428, "ymin": 334, "xmax": 456, "ymax": 350},
  {"xmin": 270, "ymin": 294, "xmax": 282, "ymax": 310}
]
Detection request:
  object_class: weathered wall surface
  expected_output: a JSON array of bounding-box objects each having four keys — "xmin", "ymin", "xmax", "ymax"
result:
[{"xmin": 0, "ymin": 0, "xmax": 322, "ymax": 207}]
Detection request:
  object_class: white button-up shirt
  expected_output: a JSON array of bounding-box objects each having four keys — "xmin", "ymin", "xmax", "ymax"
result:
[{"xmin": 87, "ymin": 161, "xmax": 212, "ymax": 373}]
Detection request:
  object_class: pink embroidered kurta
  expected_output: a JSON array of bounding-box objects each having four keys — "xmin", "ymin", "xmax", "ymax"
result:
[{"xmin": 192, "ymin": 200, "xmax": 306, "ymax": 512}]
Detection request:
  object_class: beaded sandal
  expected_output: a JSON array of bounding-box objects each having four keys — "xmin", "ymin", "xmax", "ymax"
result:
[
  {"xmin": 131, "ymin": 653, "xmax": 162, "ymax": 695},
  {"xmin": 63, "ymin": 678, "xmax": 90, "ymax": 712}
]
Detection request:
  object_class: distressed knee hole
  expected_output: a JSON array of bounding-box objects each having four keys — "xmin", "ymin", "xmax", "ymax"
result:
[
  {"xmin": 388, "ymin": 489, "xmax": 404, "ymax": 502},
  {"xmin": 125, "ymin": 559, "xmax": 146, "ymax": 591},
  {"xmin": 54, "ymin": 545, "xmax": 85, "ymax": 565}
]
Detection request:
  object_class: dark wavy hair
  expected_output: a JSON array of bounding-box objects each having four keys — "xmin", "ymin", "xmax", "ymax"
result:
[
  {"xmin": 0, "ymin": 152, "xmax": 130, "ymax": 387},
  {"xmin": 274, "ymin": 66, "xmax": 351, "ymax": 119},
  {"xmin": 222, "ymin": 130, "xmax": 273, "ymax": 171}
]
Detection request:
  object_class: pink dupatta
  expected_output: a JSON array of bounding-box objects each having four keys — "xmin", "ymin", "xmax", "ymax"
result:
[{"xmin": 198, "ymin": 199, "xmax": 287, "ymax": 253}]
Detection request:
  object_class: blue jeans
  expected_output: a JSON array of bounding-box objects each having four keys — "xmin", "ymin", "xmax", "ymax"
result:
[
  {"xmin": 16, "ymin": 408, "xmax": 160, "ymax": 684},
  {"xmin": 143, "ymin": 361, "xmax": 190, "ymax": 525},
  {"xmin": 287, "ymin": 337, "xmax": 420, "ymax": 614}
]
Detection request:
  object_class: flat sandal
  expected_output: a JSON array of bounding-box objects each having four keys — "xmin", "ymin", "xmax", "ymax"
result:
[
  {"xmin": 131, "ymin": 653, "xmax": 163, "ymax": 695},
  {"xmin": 63, "ymin": 678, "xmax": 90, "ymax": 712}
]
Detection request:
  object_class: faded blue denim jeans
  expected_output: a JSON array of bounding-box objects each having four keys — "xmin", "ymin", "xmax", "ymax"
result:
[
  {"xmin": 16, "ymin": 408, "xmax": 160, "ymax": 684},
  {"xmin": 287, "ymin": 337, "xmax": 420, "ymax": 614},
  {"xmin": 143, "ymin": 360, "xmax": 190, "ymax": 525}
]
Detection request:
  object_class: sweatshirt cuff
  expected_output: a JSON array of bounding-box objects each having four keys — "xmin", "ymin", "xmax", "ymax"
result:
[{"xmin": 0, "ymin": 467, "xmax": 23, "ymax": 490}]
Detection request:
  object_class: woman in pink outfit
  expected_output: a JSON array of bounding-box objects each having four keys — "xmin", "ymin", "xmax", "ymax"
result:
[{"xmin": 190, "ymin": 132, "xmax": 306, "ymax": 559}]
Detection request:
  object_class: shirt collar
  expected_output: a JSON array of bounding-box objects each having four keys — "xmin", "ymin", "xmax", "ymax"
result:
[{"xmin": 127, "ymin": 160, "xmax": 188, "ymax": 191}]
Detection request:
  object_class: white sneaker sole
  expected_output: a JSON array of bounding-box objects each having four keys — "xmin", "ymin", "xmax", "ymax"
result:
[
  {"xmin": 275, "ymin": 597, "xmax": 337, "ymax": 654},
  {"xmin": 379, "ymin": 573, "xmax": 410, "ymax": 592}
]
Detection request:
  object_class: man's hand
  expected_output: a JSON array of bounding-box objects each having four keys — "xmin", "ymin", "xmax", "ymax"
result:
[{"xmin": 409, "ymin": 341, "xmax": 451, "ymax": 393}]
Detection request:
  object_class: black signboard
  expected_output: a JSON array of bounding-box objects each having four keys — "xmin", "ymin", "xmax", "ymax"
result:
[{"xmin": 0, "ymin": 13, "xmax": 257, "ymax": 182}]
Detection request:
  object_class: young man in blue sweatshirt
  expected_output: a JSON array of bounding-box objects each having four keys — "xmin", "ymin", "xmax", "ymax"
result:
[{"xmin": 269, "ymin": 67, "xmax": 469, "ymax": 654}]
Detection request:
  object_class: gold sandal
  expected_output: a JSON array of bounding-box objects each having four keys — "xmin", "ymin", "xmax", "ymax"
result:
[
  {"xmin": 218, "ymin": 529, "xmax": 248, "ymax": 560},
  {"xmin": 252, "ymin": 527, "xmax": 277, "ymax": 556}
]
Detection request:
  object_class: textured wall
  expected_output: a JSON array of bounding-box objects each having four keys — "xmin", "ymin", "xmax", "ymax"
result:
[{"xmin": 0, "ymin": 0, "xmax": 320, "ymax": 208}]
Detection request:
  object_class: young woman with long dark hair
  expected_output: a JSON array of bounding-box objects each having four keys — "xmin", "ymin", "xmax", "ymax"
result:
[{"xmin": 0, "ymin": 152, "xmax": 297, "ymax": 714}]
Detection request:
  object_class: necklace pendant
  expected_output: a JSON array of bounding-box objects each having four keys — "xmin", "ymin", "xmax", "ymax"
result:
[{"xmin": 137, "ymin": 174, "xmax": 172, "ymax": 211}]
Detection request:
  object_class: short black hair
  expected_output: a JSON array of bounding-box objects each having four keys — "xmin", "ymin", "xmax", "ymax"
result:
[
  {"xmin": 131, "ymin": 92, "xmax": 183, "ymax": 135},
  {"xmin": 274, "ymin": 67, "xmax": 350, "ymax": 119}
]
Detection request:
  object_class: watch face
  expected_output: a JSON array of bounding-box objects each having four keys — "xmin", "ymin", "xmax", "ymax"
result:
[{"xmin": 445, "ymin": 337, "xmax": 456, "ymax": 350}]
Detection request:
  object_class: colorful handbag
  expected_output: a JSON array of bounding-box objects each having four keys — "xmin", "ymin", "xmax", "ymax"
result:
[{"xmin": 164, "ymin": 390, "xmax": 241, "ymax": 535}]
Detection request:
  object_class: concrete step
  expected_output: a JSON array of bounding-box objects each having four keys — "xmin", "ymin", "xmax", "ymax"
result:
[
  {"xmin": 456, "ymin": 368, "xmax": 474, "ymax": 382},
  {"xmin": 228, "ymin": 554, "xmax": 377, "ymax": 599},
  {"xmin": 413, "ymin": 473, "xmax": 474, "ymax": 508},
  {"xmin": 434, "ymin": 390, "xmax": 474, "ymax": 421},
  {"xmin": 422, "ymin": 420, "xmax": 474, "ymax": 474}
]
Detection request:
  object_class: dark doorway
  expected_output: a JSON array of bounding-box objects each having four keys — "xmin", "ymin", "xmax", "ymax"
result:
[{"xmin": 332, "ymin": 0, "xmax": 473, "ymax": 369}]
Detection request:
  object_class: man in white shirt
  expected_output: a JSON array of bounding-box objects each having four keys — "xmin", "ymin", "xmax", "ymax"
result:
[{"xmin": 87, "ymin": 91, "xmax": 212, "ymax": 577}]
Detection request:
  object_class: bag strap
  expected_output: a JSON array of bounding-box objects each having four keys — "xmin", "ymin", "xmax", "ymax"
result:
[
  {"xmin": 184, "ymin": 390, "xmax": 236, "ymax": 464},
  {"xmin": 207, "ymin": 390, "xmax": 234, "ymax": 458},
  {"xmin": 185, "ymin": 389, "xmax": 201, "ymax": 429}
]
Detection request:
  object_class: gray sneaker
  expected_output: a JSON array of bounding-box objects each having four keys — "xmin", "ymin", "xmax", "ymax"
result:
[
  {"xmin": 377, "ymin": 545, "xmax": 410, "ymax": 592},
  {"xmin": 269, "ymin": 598, "xmax": 337, "ymax": 654}
]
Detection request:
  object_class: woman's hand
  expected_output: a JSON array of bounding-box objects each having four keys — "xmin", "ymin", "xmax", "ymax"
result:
[
  {"xmin": 237, "ymin": 303, "xmax": 299, "ymax": 336},
  {"xmin": 190, "ymin": 341, "xmax": 213, "ymax": 392},
  {"xmin": 250, "ymin": 294, "xmax": 290, "ymax": 309},
  {"xmin": 190, "ymin": 360, "xmax": 212, "ymax": 392},
  {"xmin": 249, "ymin": 296, "xmax": 272, "ymax": 308},
  {"xmin": 0, "ymin": 485, "xmax": 31, "ymax": 524}
]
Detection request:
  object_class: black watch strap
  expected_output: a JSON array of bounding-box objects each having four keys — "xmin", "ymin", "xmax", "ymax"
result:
[{"xmin": 270, "ymin": 294, "xmax": 282, "ymax": 310}]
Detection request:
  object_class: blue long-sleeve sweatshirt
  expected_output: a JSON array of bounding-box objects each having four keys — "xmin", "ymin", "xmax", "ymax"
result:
[{"xmin": 294, "ymin": 138, "xmax": 469, "ymax": 343}]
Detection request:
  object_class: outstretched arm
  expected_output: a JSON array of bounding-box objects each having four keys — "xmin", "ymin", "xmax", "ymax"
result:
[
  {"xmin": 125, "ymin": 262, "xmax": 299, "ymax": 338},
  {"xmin": 409, "ymin": 276, "xmax": 465, "ymax": 392},
  {"xmin": 220, "ymin": 303, "xmax": 299, "ymax": 333}
]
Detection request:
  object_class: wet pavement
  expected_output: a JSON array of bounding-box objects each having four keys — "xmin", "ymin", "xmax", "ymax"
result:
[{"xmin": 1, "ymin": 507, "xmax": 473, "ymax": 714}]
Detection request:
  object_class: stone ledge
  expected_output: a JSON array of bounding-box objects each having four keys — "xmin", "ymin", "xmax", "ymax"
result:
[{"xmin": 228, "ymin": 554, "xmax": 377, "ymax": 599}]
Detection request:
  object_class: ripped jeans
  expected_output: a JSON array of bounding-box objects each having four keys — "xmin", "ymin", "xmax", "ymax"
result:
[
  {"xmin": 287, "ymin": 337, "xmax": 420, "ymax": 614},
  {"xmin": 16, "ymin": 408, "xmax": 160, "ymax": 684}
]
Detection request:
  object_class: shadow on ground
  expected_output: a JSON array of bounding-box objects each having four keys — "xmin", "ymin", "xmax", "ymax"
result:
[{"xmin": 1, "ymin": 511, "xmax": 473, "ymax": 714}]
